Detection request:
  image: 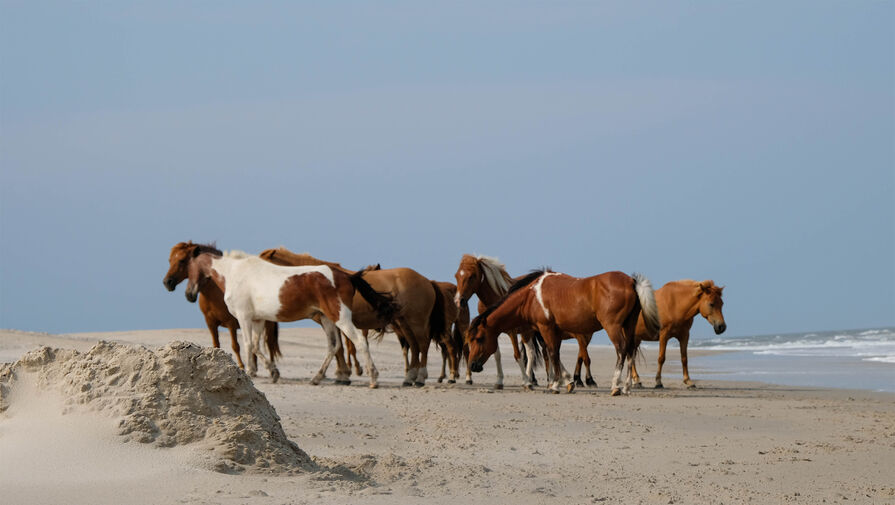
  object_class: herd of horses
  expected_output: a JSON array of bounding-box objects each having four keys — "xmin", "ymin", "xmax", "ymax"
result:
[{"xmin": 163, "ymin": 242, "xmax": 727, "ymax": 395}]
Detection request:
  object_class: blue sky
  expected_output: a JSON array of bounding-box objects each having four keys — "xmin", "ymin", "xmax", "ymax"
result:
[{"xmin": 1, "ymin": 1, "xmax": 893, "ymax": 337}]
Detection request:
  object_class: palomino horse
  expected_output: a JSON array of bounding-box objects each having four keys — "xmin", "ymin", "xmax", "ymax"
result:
[
  {"xmin": 184, "ymin": 248, "xmax": 400, "ymax": 388},
  {"xmin": 163, "ymin": 242, "xmax": 280, "ymax": 373},
  {"xmin": 631, "ymin": 280, "xmax": 726, "ymax": 389},
  {"xmin": 467, "ymin": 269, "xmax": 660, "ymax": 395},
  {"xmin": 454, "ymin": 254, "xmax": 543, "ymax": 389},
  {"xmin": 259, "ymin": 247, "xmax": 446, "ymax": 387}
]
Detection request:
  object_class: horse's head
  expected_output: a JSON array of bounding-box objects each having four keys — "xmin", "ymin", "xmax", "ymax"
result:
[
  {"xmin": 163, "ymin": 242, "xmax": 198, "ymax": 291},
  {"xmin": 454, "ymin": 255, "xmax": 482, "ymax": 308},
  {"xmin": 184, "ymin": 247, "xmax": 214, "ymax": 303},
  {"xmin": 466, "ymin": 314, "xmax": 498, "ymax": 373},
  {"xmin": 697, "ymin": 281, "xmax": 726, "ymax": 334}
]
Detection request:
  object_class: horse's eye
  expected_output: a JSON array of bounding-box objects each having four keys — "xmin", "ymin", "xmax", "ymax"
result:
[{"xmin": 179, "ymin": 258, "xmax": 187, "ymax": 266}]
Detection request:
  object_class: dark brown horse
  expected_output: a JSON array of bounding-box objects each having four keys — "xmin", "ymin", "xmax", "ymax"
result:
[
  {"xmin": 163, "ymin": 242, "xmax": 280, "ymax": 373},
  {"xmin": 467, "ymin": 269, "xmax": 660, "ymax": 395},
  {"xmin": 631, "ymin": 280, "xmax": 726, "ymax": 388},
  {"xmin": 259, "ymin": 247, "xmax": 445, "ymax": 387}
]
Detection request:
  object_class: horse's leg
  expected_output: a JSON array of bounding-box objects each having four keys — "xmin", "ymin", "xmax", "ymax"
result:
[
  {"xmin": 584, "ymin": 348, "xmax": 597, "ymax": 388},
  {"xmin": 574, "ymin": 348, "xmax": 584, "ymax": 388},
  {"xmin": 438, "ymin": 345, "xmax": 448, "ymax": 383},
  {"xmin": 238, "ymin": 317, "xmax": 258, "ymax": 377},
  {"xmin": 347, "ymin": 334, "xmax": 362, "ymax": 376},
  {"xmin": 225, "ymin": 324, "xmax": 245, "ymax": 370},
  {"xmin": 493, "ymin": 342, "xmax": 504, "ymax": 390},
  {"xmin": 604, "ymin": 323, "xmax": 627, "ymax": 396},
  {"xmin": 248, "ymin": 321, "xmax": 279, "ymax": 382},
  {"xmin": 680, "ymin": 333, "xmax": 695, "ymax": 388},
  {"xmin": 415, "ymin": 337, "xmax": 430, "ymax": 387},
  {"xmin": 334, "ymin": 317, "xmax": 376, "ymax": 389},
  {"xmin": 316, "ymin": 318, "xmax": 349, "ymax": 385},
  {"xmin": 464, "ymin": 343, "xmax": 473, "ymax": 385},
  {"xmin": 509, "ymin": 331, "xmax": 527, "ymax": 386},
  {"xmin": 631, "ymin": 358, "xmax": 643, "ymax": 389},
  {"xmin": 538, "ymin": 324, "xmax": 572, "ymax": 393},
  {"xmin": 520, "ymin": 334, "xmax": 535, "ymax": 390},
  {"xmin": 655, "ymin": 330, "xmax": 670, "ymax": 389}
]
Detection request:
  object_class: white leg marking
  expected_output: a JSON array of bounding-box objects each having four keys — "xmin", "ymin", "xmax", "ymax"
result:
[
  {"xmin": 334, "ymin": 302, "xmax": 377, "ymax": 387},
  {"xmin": 494, "ymin": 346, "xmax": 504, "ymax": 388}
]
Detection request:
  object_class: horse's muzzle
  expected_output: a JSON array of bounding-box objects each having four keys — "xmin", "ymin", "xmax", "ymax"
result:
[
  {"xmin": 714, "ymin": 323, "xmax": 727, "ymax": 334},
  {"xmin": 185, "ymin": 289, "xmax": 198, "ymax": 303},
  {"xmin": 164, "ymin": 277, "xmax": 177, "ymax": 292},
  {"xmin": 469, "ymin": 360, "xmax": 483, "ymax": 373}
]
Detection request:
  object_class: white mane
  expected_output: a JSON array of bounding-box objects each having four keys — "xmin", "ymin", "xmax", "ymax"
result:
[
  {"xmin": 223, "ymin": 250, "xmax": 251, "ymax": 259},
  {"xmin": 475, "ymin": 254, "xmax": 513, "ymax": 295}
]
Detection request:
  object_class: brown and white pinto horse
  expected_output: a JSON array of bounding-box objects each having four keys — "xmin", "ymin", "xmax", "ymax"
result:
[
  {"xmin": 454, "ymin": 254, "xmax": 543, "ymax": 389},
  {"xmin": 163, "ymin": 242, "xmax": 280, "ymax": 373},
  {"xmin": 631, "ymin": 280, "xmax": 726, "ymax": 389},
  {"xmin": 467, "ymin": 269, "xmax": 660, "ymax": 395},
  {"xmin": 184, "ymin": 248, "xmax": 400, "ymax": 388},
  {"xmin": 259, "ymin": 247, "xmax": 446, "ymax": 387}
]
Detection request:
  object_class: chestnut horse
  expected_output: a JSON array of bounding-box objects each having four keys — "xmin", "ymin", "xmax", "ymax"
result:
[
  {"xmin": 631, "ymin": 280, "xmax": 726, "ymax": 389},
  {"xmin": 454, "ymin": 254, "xmax": 543, "ymax": 389},
  {"xmin": 467, "ymin": 269, "xmax": 660, "ymax": 395},
  {"xmin": 259, "ymin": 247, "xmax": 446, "ymax": 387},
  {"xmin": 184, "ymin": 248, "xmax": 400, "ymax": 387},
  {"xmin": 432, "ymin": 281, "xmax": 468, "ymax": 384},
  {"xmin": 163, "ymin": 242, "xmax": 280, "ymax": 373}
]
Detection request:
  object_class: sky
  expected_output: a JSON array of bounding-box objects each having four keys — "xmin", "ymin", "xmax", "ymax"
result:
[{"xmin": 1, "ymin": 1, "xmax": 893, "ymax": 338}]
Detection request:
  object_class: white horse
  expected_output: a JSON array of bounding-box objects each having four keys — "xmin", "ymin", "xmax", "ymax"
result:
[{"xmin": 184, "ymin": 249, "xmax": 399, "ymax": 388}]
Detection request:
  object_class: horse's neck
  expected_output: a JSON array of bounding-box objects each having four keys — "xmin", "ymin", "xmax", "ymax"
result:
[
  {"xmin": 484, "ymin": 292, "xmax": 529, "ymax": 332},
  {"xmin": 292, "ymin": 254, "xmax": 354, "ymax": 274},
  {"xmin": 476, "ymin": 281, "xmax": 503, "ymax": 306},
  {"xmin": 660, "ymin": 284, "xmax": 701, "ymax": 325}
]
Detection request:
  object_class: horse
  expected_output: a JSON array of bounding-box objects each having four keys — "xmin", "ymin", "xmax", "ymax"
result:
[
  {"xmin": 259, "ymin": 247, "xmax": 445, "ymax": 387},
  {"xmin": 467, "ymin": 269, "xmax": 660, "ymax": 395},
  {"xmin": 163, "ymin": 242, "xmax": 280, "ymax": 374},
  {"xmin": 431, "ymin": 281, "xmax": 468, "ymax": 384},
  {"xmin": 184, "ymin": 248, "xmax": 400, "ymax": 388},
  {"xmin": 454, "ymin": 254, "xmax": 544, "ymax": 389},
  {"xmin": 631, "ymin": 280, "xmax": 726, "ymax": 389}
]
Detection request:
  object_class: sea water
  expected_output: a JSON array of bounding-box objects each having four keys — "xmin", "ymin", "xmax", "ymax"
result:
[{"xmin": 640, "ymin": 327, "xmax": 895, "ymax": 392}]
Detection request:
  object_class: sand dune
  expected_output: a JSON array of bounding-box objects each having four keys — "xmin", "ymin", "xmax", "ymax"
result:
[{"xmin": 1, "ymin": 328, "xmax": 893, "ymax": 504}]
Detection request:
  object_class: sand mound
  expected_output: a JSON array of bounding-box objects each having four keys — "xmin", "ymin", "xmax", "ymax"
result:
[{"xmin": 0, "ymin": 341, "xmax": 312, "ymax": 474}]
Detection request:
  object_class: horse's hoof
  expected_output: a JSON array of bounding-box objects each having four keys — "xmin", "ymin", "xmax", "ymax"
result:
[
  {"xmin": 566, "ymin": 383, "xmax": 575, "ymax": 393},
  {"xmin": 586, "ymin": 378, "xmax": 598, "ymax": 388},
  {"xmin": 310, "ymin": 377, "xmax": 322, "ymax": 386},
  {"xmin": 654, "ymin": 383, "xmax": 664, "ymax": 389},
  {"xmin": 447, "ymin": 379, "xmax": 456, "ymax": 384},
  {"xmin": 524, "ymin": 384, "xmax": 534, "ymax": 391},
  {"xmin": 402, "ymin": 381, "xmax": 413, "ymax": 387},
  {"xmin": 271, "ymin": 370, "xmax": 280, "ymax": 383},
  {"xmin": 631, "ymin": 382, "xmax": 642, "ymax": 389},
  {"xmin": 437, "ymin": 377, "xmax": 444, "ymax": 383},
  {"xmin": 465, "ymin": 379, "xmax": 473, "ymax": 385},
  {"xmin": 574, "ymin": 378, "xmax": 584, "ymax": 387},
  {"xmin": 610, "ymin": 388, "xmax": 621, "ymax": 396},
  {"xmin": 531, "ymin": 378, "xmax": 539, "ymax": 386},
  {"xmin": 335, "ymin": 379, "xmax": 351, "ymax": 386},
  {"xmin": 686, "ymin": 383, "xmax": 697, "ymax": 389},
  {"xmin": 355, "ymin": 370, "xmax": 363, "ymax": 377},
  {"xmin": 413, "ymin": 381, "xmax": 425, "ymax": 388},
  {"xmin": 369, "ymin": 383, "xmax": 378, "ymax": 389},
  {"xmin": 494, "ymin": 384, "xmax": 504, "ymax": 390}
]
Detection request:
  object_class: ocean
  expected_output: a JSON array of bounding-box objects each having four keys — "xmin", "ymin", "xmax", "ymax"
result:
[{"xmin": 639, "ymin": 327, "xmax": 895, "ymax": 393}]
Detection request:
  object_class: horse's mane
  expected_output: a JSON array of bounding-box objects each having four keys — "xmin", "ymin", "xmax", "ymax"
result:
[
  {"xmin": 681, "ymin": 279, "xmax": 724, "ymax": 297},
  {"xmin": 475, "ymin": 254, "xmax": 513, "ymax": 295},
  {"xmin": 260, "ymin": 247, "xmax": 347, "ymax": 271},
  {"xmin": 469, "ymin": 268, "xmax": 549, "ymax": 334},
  {"xmin": 223, "ymin": 249, "xmax": 251, "ymax": 259},
  {"xmin": 189, "ymin": 242, "xmax": 222, "ymax": 256}
]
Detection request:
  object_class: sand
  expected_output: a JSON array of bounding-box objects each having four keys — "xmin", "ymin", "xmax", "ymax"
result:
[{"xmin": 1, "ymin": 327, "xmax": 893, "ymax": 505}]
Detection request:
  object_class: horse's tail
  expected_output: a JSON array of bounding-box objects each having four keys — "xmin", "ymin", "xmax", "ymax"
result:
[
  {"xmin": 428, "ymin": 281, "xmax": 447, "ymax": 341},
  {"xmin": 264, "ymin": 321, "xmax": 281, "ymax": 360},
  {"xmin": 524, "ymin": 331, "xmax": 544, "ymax": 367},
  {"xmin": 349, "ymin": 271, "xmax": 401, "ymax": 334},
  {"xmin": 629, "ymin": 273, "xmax": 660, "ymax": 360}
]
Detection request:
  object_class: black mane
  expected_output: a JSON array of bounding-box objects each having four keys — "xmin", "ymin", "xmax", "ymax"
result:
[{"xmin": 468, "ymin": 268, "xmax": 550, "ymax": 333}]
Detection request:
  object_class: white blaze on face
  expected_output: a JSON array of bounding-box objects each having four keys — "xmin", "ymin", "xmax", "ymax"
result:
[{"xmin": 532, "ymin": 272, "xmax": 557, "ymax": 319}]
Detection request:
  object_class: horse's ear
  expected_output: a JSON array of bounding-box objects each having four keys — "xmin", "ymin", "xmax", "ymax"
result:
[{"xmin": 698, "ymin": 281, "xmax": 713, "ymax": 293}]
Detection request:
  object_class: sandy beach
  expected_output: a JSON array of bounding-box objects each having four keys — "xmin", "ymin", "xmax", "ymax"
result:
[{"xmin": 1, "ymin": 327, "xmax": 894, "ymax": 505}]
